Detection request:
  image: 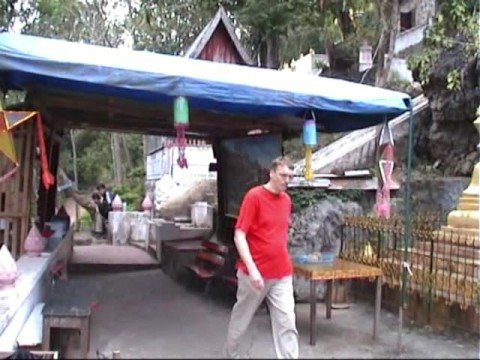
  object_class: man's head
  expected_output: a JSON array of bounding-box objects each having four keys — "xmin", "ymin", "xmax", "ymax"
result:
[
  {"xmin": 92, "ymin": 192, "xmax": 102, "ymax": 204},
  {"xmin": 268, "ymin": 156, "xmax": 294, "ymax": 193},
  {"xmin": 97, "ymin": 183, "xmax": 106, "ymax": 195}
]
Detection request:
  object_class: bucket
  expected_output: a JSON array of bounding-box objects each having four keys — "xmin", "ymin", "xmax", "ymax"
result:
[{"xmin": 190, "ymin": 201, "xmax": 213, "ymax": 228}]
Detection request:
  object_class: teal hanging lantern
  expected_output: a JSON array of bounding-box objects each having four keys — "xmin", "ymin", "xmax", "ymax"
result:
[
  {"xmin": 173, "ymin": 96, "xmax": 189, "ymax": 169},
  {"xmin": 173, "ymin": 96, "xmax": 189, "ymax": 126}
]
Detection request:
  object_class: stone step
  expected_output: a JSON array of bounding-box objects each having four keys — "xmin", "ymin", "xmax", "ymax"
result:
[
  {"xmin": 391, "ymin": 248, "xmax": 479, "ymax": 278},
  {"xmin": 379, "ymin": 257, "xmax": 478, "ymax": 306},
  {"xmin": 433, "ymin": 228, "xmax": 479, "ymax": 247},
  {"xmin": 414, "ymin": 241, "xmax": 480, "ymax": 260},
  {"xmin": 408, "ymin": 283, "xmax": 477, "ymax": 308}
]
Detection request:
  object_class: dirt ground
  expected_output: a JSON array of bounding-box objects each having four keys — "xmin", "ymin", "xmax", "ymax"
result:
[{"xmin": 53, "ymin": 268, "xmax": 479, "ymax": 359}]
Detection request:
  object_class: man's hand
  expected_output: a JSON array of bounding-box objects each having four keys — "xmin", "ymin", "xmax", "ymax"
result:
[{"xmin": 248, "ymin": 267, "xmax": 264, "ymax": 291}]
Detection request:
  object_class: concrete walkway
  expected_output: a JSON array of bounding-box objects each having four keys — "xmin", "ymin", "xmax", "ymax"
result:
[
  {"xmin": 55, "ymin": 269, "xmax": 479, "ymax": 359},
  {"xmin": 71, "ymin": 245, "xmax": 158, "ymax": 265}
]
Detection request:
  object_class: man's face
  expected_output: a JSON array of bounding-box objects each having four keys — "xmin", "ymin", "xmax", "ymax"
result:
[{"xmin": 270, "ymin": 164, "xmax": 294, "ymax": 193}]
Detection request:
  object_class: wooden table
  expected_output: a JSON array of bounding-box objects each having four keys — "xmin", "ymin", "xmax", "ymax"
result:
[{"xmin": 294, "ymin": 259, "xmax": 383, "ymax": 345}]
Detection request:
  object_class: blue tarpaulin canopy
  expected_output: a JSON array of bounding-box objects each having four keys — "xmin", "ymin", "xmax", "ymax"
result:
[{"xmin": 0, "ymin": 33, "xmax": 411, "ymax": 134}]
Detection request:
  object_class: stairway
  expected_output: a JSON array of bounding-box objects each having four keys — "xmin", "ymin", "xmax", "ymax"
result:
[{"xmin": 294, "ymin": 94, "xmax": 429, "ymax": 175}]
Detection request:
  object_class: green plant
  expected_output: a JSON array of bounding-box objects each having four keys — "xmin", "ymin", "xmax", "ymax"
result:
[
  {"xmin": 446, "ymin": 69, "xmax": 461, "ymax": 91},
  {"xmin": 112, "ymin": 166, "xmax": 145, "ymax": 211},
  {"xmin": 78, "ymin": 211, "xmax": 92, "ymax": 230},
  {"xmin": 407, "ymin": 0, "xmax": 478, "ymax": 90}
]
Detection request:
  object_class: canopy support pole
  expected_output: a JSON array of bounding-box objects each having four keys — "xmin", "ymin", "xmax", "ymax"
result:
[{"xmin": 397, "ymin": 102, "xmax": 414, "ymax": 353}]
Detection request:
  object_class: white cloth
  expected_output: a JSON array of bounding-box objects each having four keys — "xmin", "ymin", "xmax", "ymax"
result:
[
  {"xmin": 105, "ymin": 191, "xmax": 114, "ymax": 204},
  {"xmin": 94, "ymin": 207, "xmax": 103, "ymax": 233}
]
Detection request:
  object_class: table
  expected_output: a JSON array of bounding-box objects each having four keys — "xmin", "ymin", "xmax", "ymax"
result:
[
  {"xmin": 294, "ymin": 259, "xmax": 383, "ymax": 345},
  {"xmin": 108, "ymin": 211, "xmax": 150, "ymax": 246}
]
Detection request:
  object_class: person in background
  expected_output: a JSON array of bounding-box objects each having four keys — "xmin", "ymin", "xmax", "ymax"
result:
[
  {"xmin": 97, "ymin": 183, "xmax": 115, "ymax": 211},
  {"xmin": 225, "ymin": 156, "xmax": 298, "ymax": 359},
  {"xmin": 91, "ymin": 192, "xmax": 110, "ymax": 237}
]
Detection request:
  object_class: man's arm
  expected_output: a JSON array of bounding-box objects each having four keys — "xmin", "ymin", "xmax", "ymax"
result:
[{"xmin": 234, "ymin": 228, "xmax": 264, "ymax": 290}]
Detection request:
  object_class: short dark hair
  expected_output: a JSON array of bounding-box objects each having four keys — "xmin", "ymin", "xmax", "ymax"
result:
[
  {"xmin": 97, "ymin": 183, "xmax": 106, "ymax": 191},
  {"xmin": 270, "ymin": 156, "xmax": 293, "ymax": 172},
  {"xmin": 92, "ymin": 192, "xmax": 101, "ymax": 200}
]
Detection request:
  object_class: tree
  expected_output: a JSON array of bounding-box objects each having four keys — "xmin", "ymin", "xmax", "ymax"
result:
[
  {"xmin": 0, "ymin": 0, "xmax": 17, "ymax": 32},
  {"xmin": 374, "ymin": 0, "xmax": 399, "ymax": 87},
  {"xmin": 408, "ymin": 0, "xmax": 479, "ymax": 89},
  {"xmin": 129, "ymin": 0, "xmax": 237, "ymax": 54}
]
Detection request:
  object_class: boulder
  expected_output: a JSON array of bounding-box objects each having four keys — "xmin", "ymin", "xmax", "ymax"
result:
[{"xmin": 289, "ymin": 198, "xmax": 362, "ymax": 301}]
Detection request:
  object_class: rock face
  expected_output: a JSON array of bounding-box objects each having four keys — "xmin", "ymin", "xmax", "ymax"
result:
[
  {"xmin": 288, "ymin": 198, "xmax": 362, "ymax": 301},
  {"xmin": 155, "ymin": 179, "xmax": 217, "ymax": 220},
  {"xmin": 412, "ymin": 47, "xmax": 480, "ymax": 176},
  {"xmin": 391, "ymin": 177, "xmax": 470, "ymax": 222}
]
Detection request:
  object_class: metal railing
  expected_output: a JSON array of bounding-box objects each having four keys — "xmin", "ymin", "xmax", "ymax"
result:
[{"xmin": 340, "ymin": 214, "xmax": 479, "ymax": 311}]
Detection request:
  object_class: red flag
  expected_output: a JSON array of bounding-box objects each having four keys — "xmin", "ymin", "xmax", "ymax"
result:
[{"xmin": 36, "ymin": 114, "xmax": 54, "ymax": 189}]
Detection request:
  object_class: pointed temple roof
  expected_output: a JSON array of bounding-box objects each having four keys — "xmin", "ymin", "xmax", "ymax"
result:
[{"xmin": 184, "ymin": 6, "xmax": 254, "ymax": 66}]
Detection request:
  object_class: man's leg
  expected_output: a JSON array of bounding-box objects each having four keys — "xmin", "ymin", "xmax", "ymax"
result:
[
  {"xmin": 265, "ymin": 276, "xmax": 299, "ymax": 359},
  {"xmin": 225, "ymin": 270, "xmax": 267, "ymax": 358}
]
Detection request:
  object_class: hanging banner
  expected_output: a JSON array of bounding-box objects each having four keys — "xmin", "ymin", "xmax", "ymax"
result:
[
  {"xmin": 0, "ymin": 111, "xmax": 54, "ymax": 188},
  {"xmin": 374, "ymin": 121, "xmax": 395, "ymax": 219}
]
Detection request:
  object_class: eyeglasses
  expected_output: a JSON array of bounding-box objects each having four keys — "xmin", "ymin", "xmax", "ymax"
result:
[{"xmin": 277, "ymin": 172, "xmax": 294, "ymax": 180}]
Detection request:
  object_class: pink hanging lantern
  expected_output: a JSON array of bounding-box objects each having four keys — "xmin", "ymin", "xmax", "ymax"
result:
[{"xmin": 24, "ymin": 224, "xmax": 46, "ymax": 257}]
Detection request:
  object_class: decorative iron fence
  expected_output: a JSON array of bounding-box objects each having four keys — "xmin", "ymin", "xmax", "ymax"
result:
[{"xmin": 340, "ymin": 214, "xmax": 479, "ymax": 312}]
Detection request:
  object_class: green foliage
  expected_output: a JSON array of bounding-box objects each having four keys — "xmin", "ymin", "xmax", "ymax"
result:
[
  {"xmin": 407, "ymin": 52, "xmax": 435, "ymax": 86},
  {"xmin": 290, "ymin": 188, "xmax": 364, "ymax": 213},
  {"xmin": 131, "ymin": 0, "xmax": 237, "ymax": 54},
  {"xmin": 407, "ymin": 0, "xmax": 479, "ymax": 91},
  {"xmin": 446, "ymin": 69, "xmax": 461, "ymax": 91},
  {"xmin": 79, "ymin": 210, "xmax": 92, "ymax": 230},
  {"xmin": 111, "ymin": 166, "xmax": 145, "ymax": 211},
  {"xmin": 59, "ymin": 130, "xmax": 143, "ymax": 190}
]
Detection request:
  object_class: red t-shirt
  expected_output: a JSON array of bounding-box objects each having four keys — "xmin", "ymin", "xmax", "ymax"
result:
[{"xmin": 235, "ymin": 185, "xmax": 293, "ymax": 279}]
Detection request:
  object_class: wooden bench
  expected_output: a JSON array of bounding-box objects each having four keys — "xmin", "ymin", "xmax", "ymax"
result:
[
  {"xmin": 42, "ymin": 298, "xmax": 91, "ymax": 358},
  {"xmin": 185, "ymin": 240, "xmax": 229, "ymax": 295}
]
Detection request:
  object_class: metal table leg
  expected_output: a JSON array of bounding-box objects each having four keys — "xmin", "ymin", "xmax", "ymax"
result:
[
  {"xmin": 374, "ymin": 275, "xmax": 382, "ymax": 338},
  {"xmin": 310, "ymin": 280, "xmax": 317, "ymax": 345},
  {"xmin": 326, "ymin": 280, "xmax": 333, "ymax": 319}
]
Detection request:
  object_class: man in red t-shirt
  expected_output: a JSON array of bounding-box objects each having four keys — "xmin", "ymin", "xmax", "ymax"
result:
[{"xmin": 225, "ymin": 156, "xmax": 298, "ymax": 359}]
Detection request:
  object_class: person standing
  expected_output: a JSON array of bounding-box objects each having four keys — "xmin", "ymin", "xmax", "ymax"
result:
[
  {"xmin": 225, "ymin": 156, "xmax": 298, "ymax": 359},
  {"xmin": 97, "ymin": 183, "xmax": 114, "ymax": 211},
  {"xmin": 91, "ymin": 192, "xmax": 110, "ymax": 237}
]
